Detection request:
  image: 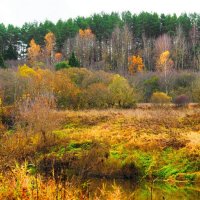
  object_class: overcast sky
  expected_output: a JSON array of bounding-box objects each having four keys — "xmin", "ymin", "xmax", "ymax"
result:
[{"xmin": 0, "ymin": 0, "xmax": 199, "ymax": 27}]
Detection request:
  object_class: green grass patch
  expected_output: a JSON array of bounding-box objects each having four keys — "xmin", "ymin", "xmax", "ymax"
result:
[{"xmin": 66, "ymin": 140, "xmax": 93, "ymax": 152}]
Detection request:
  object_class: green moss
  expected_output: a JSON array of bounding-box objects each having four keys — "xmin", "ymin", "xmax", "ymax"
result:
[
  {"xmin": 110, "ymin": 150, "xmax": 120, "ymax": 159},
  {"xmin": 67, "ymin": 140, "xmax": 93, "ymax": 152}
]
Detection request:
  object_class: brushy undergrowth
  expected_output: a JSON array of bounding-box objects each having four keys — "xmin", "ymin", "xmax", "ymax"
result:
[{"xmin": 0, "ymin": 108, "xmax": 200, "ymax": 199}]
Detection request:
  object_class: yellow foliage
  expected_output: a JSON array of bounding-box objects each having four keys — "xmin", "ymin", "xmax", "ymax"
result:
[
  {"xmin": 159, "ymin": 51, "xmax": 170, "ymax": 65},
  {"xmin": 156, "ymin": 50, "xmax": 174, "ymax": 71},
  {"xmin": 128, "ymin": 55, "xmax": 144, "ymax": 75},
  {"xmin": 18, "ymin": 64, "xmax": 38, "ymax": 78},
  {"xmin": 151, "ymin": 92, "xmax": 172, "ymax": 104}
]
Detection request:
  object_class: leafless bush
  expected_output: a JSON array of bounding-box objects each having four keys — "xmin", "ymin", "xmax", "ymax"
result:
[{"xmin": 17, "ymin": 95, "xmax": 61, "ymax": 142}]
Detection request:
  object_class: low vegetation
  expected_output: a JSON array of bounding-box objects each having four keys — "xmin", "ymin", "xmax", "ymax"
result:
[
  {"xmin": 0, "ymin": 107, "xmax": 200, "ymax": 199},
  {"xmin": 0, "ymin": 62, "xmax": 200, "ymax": 199}
]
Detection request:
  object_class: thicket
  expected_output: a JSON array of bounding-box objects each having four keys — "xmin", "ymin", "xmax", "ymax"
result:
[
  {"xmin": 129, "ymin": 70, "xmax": 200, "ymax": 103},
  {"xmin": 0, "ymin": 66, "xmax": 136, "ymax": 110},
  {"xmin": 1, "ymin": 67, "xmax": 200, "ymax": 112}
]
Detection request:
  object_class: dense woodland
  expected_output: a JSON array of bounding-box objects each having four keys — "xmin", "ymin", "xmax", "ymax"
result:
[
  {"xmin": 0, "ymin": 12, "xmax": 200, "ymax": 107},
  {"xmin": 0, "ymin": 12, "xmax": 200, "ymax": 72}
]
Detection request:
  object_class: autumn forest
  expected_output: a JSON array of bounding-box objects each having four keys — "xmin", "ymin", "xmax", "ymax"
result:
[
  {"xmin": 0, "ymin": 11, "xmax": 200, "ymax": 200},
  {"xmin": 0, "ymin": 12, "xmax": 200, "ymax": 71}
]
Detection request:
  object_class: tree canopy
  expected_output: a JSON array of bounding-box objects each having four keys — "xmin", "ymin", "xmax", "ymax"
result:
[{"xmin": 0, "ymin": 12, "xmax": 199, "ymax": 71}]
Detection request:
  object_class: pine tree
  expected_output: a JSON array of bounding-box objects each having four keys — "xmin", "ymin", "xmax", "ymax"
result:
[
  {"xmin": 69, "ymin": 52, "xmax": 80, "ymax": 67},
  {"xmin": 4, "ymin": 44, "xmax": 18, "ymax": 60}
]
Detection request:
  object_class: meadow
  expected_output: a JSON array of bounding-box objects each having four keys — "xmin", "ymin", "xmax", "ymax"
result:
[{"xmin": 0, "ymin": 107, "xmax": 200, "ymax": 199}]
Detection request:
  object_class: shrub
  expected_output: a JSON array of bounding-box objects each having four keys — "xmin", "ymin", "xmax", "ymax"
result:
[
  {"xmin": 0, "ymin": 69, "xmax": 19, "ymax": 105},
  {"xmin": 174, "ymin": 95, "xmax": 189, "ymax": 107},
  {"xmin": 1, "ymin": 106, "xmax": 15, "ymax": 129},
  {"xmin": 174, "ymin": 73, "xmax": 194, "ymax": 89},
  {"xmin": 18, "ymin": 96, "xmax": 60, "ymax": 142},
  {"xmin": 170, "ymin": 72, "xmax": 195, "ymax": 99},
  {"xmin": 81, "ymin": 70, "xmax": 113, "ymax": 88},
  {"xmin": 151, "ymin": 92, "xmax": 172, "ymax": 104},
  {"xmin": 55, "ymin": 61, "xmax": 70, "ymax": 70},
  {"xmin": 109, "ymin": 75, "xmax": 136, "ymax": 108},
  {"xmin": 54, "ymin": 71, "xmax": 80, "ymax": 109},
  {"xmin": 85, "ymin": 83, "xmax": 111, "ymax": 108},
  {"xmin": 144, "ymin": 76, "xmax": 160, "ymax": 102},
  {"xmin": 63, "ymin": 68, "xmax": 91, "ymax": 87}
]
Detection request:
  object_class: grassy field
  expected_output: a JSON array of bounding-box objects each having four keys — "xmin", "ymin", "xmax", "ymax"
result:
[{"xmin": 0, "ymin": 108, "xmax": 200, "ymax": 199}]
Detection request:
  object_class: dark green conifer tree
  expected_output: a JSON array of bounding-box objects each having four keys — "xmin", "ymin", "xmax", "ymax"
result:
[{"xmin": 69, "ymin": 52, "xmax": 80, "ymax": 67}]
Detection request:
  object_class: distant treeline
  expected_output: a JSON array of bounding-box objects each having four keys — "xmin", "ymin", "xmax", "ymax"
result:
[{"xmin": 0, "ymin": 12, "xmax": 200, "ymax": 71}]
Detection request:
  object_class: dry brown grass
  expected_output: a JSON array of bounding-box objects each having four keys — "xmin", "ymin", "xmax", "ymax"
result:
[
  {"xmin": 1, "ymin": 107, "xmax": 200, "ymax": 166},
  {"xmin": 60, "ymin": 108, "xmax": 200, "ymax": 151},
  {"xmin": 0, "ymin": 107, "xmax": 200, "ymax": 199},
  {"xmin": 0, "ymin": 163, "xmax": 130, "ymax": 200}
]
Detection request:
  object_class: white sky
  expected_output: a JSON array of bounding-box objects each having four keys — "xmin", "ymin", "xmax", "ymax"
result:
[{"xmin": 0, "ymin": 0, "xmax": 199, "ymax": 27}]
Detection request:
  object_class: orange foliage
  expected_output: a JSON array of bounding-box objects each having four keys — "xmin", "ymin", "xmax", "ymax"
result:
[
  {"xmin": 44, "ymin": 32, "xmax": 56, "ymax": 56},
  {"xmin": 79, "ymin": 28, "xmax": 94, "ymax": 38},
  {"xmin": 128, "ymin": 55, "xmax": 144, "ymax": 75},
  {"xmin": 54, "ymin": 52, "xmax": 63, "ymax": 62},
  {"xmin": 54, "ymin": 71, "xmax": 80, "ymax": 108},
  {"xmin": 27, "ymin": 39, "xmax": 41, "ymax": 65},
  {"xmin": 79, "ymin": 29, "xmax": 85, "ymax": 37}
]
